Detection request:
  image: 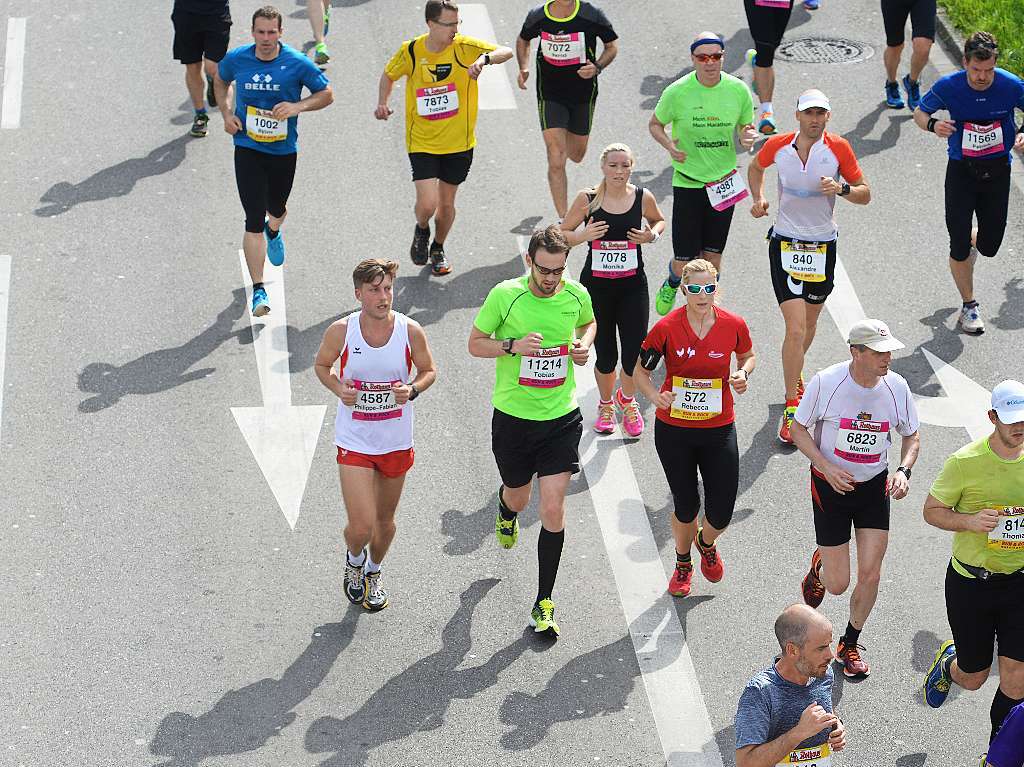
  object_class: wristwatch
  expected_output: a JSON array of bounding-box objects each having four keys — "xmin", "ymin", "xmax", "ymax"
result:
[
  {"xmin": 502, "ymin": 338, "xmax": 515, "ymax": 355},
  {"xmin": 838, "ymin": 182, "xmax": 851, "ymax": 197},
  {"xmin": 897, "ymin": 466, "xmax": 911, "ymax": 479},
  {"xmin": 409, "ymin": 384, "xmax": 420, "ymax": 401},
  {"xmin": 484, "ymin": 53, "xmax": 491, "ymax": 66}
]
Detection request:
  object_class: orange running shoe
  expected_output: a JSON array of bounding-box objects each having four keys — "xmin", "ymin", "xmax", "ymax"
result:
[
  {"xmin": 835, "ymin": 638, "xmax": 870, "ymax": 678},
  {"xmin": 801, "ymin": 549, "xmax": 825, "ymax": 608}
]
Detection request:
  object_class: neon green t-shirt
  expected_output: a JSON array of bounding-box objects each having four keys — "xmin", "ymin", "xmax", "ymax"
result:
[
  {"xmin": 473, "ymin": 274, "xmax": 594, "ymax": 421},
  {"xmin": 653, "ymin": 71, "xmax": 755, "ymax": 189},
  {"xmin": 929, "ymin": 436, "xmax": 1024, "ymax": 575}
]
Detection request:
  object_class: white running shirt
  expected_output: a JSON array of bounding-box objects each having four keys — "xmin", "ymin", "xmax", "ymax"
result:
[
  {"xmin": 795, "ymin": 361, "xmax": 919, "ymax": 482},
  {"xmin": 334, "ymin": 311, "xmax": 414, "ymax": 455}
]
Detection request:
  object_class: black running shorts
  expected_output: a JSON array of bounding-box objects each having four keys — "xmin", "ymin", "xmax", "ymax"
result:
[
  {"xmin": 945, "ymin": 562, "xmax": 1024, "ymax": 673},
  {"xmin": 538, "ymin": 99, "xmax": 595, "ymax": 136},
  {"xmin": 671, "ymin": 185, "xmax": 735, "ymax": 262},
  {"xmin": 811, "ymin": 467, "xmax": 890, "ymax": 546},
  {"xmin": 881, "ymin": 0, "xmax": 937, "ymax": 47},
  {"xmin": 743, "ymin": 0, "xmax": 794, "ymax": 68},
  {"xmin": 491, "ymin": 408, "xmax": 583, "ymax": 489},
  {"xmin": 409, "ymin": 149, "xmax": 474, "ymax": 185},
  {"xmin": 172, "ymin": 11, "xmax": 231, "ymax": 65},
  {"xmin": 768, "ymin": 230, "xmax": 838, "ymax": 305}
]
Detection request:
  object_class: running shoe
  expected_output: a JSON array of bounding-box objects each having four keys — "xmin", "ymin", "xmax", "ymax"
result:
[
  {"xmin": 430, "ymin": 242, "xmax": 452, "ymax": 275},
  {"xmin": 616, "ymin": 388, "xmax": 645, "ymax": 438},
  {"xmin": 322, "ymin": 2, "xmax": 330, "ymax": 35},
  {"xmin": 495, "ymin": 508, "xmax": 519, "ymax": 549},
  {"xmin": 885, "ymin": 81, "xmax": 905, "ymax": 109},
  {"xmin": 923, "ymin": 640, "xmax": 956, "ymax": 708},
  {"xmin": 362, "ymin": 570, "xmax": 389, "ymax": 611},
  {"xmin": 797, "ymin": 374, "xmax": 806, "ymax": 400},
  {"xmin": 694, "ymin": 528, "xmax": 724, "ymax": 582},
  {"xmin": 959, "ymin": 304, "xmax": 985, "ymax": 335},
  {"xmin": 835, "ymin": 638, "xmax": 870, "ymax": 678},
  {"xmin": 189, "ymin": 112, "xmax": 209, "ymax": 138},
  {"xmin": 411, "ymin": 225, "xmax": 430, "ymax": 266},
  {"xmin": 801, "ymin": 549, "xmax": 825, "ymax": 607},
  {"xmin": 757, "ymin": 111, "xmax": 777, "ymax": 135},
  {"xmin": 314, "ymin": 42, "xmax": 330, "ymax": 66},
  {"xmin": 594, "ymin": 400, "xmax": 616, "ymax": 434},
  {"xmin": 344, "ymin": 553, "xmax": 366, "ymax": 604},
  {"xmin": 668, "ymin": 560, "xmax": 693, "ymax": 597},
  {"xmin": 655, "ymin": 279, "xmax": 678, "ymax": 316},
  {"xmin": 530, "ymin": 598, "xmax": 560, "ymax": 637},
  {"xmin": 804, "ymin": 0, "xmax": 819, "ymax": 9},
  {"xmin": 902, "ymin": 74, "xmax": 922, "ymax": 110},
  {"xmin": 265, "ymin": 221, "xmax": 285, "ymax": 266},
  {"xmin": 206, "ymin": 75, "xmax": 217, "ymax": 108},
  {"xmin": 251, "ymin": 286, "xmax": 270, "ymax": 317},
  {"xmin": 778, "ymin": 403, "xmax": 797, "ymax": 445}
]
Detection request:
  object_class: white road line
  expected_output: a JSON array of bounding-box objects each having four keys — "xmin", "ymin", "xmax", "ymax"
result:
[
  {"xmin": 459, "ymin": 4, "xmax": 517, "ymax": 110},
  {"xmin": 0, "ymin": 255, "xmax": 10, "ymax": 452},
  {"xmin": 1, "ymin": 18, "xmax": 26, "ymax": 129},
  {"xmin": 823, "ymin": 256, "xmax": 866, "ymax": 342},
  {"xmin": 577, "ymin": 369, "xmax": 724, "ymax": 767}
]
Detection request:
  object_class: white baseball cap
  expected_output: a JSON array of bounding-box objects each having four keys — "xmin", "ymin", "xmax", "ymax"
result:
[
  {"xmin": 797, "ymin": 89, "xmax": 831, "ymax": 111},
  {"xmin": 847, "ymin": 319, "xmax": 904, "ymax": 352},
  {"xmin": 992, "ymin": 380, "xmax": 1024, "ymax": 424}
]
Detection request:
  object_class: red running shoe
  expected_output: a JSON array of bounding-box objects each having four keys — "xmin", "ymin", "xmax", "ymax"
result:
[
  {"xmin": 801, "ymin": 549, "xmax": 825, "ymax": 608},
  {"xmin": 835, "ymin": 638, "xmax": 871, "ymax": 678},
  {"xmin": 668, "ymin": 561, "xmax": 693, "ymax": 597},
  {"xmin": 695, "ymin": 527, "xmax": 724, "ymax": 582}
]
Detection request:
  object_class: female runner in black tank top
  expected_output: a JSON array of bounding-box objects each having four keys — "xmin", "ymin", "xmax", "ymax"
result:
[{"xmin": 561, "ymin": 143, "xmax": 666, "ymax": 437}]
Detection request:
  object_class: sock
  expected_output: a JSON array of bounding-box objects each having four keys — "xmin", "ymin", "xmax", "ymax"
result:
[
  {"xmin": 697, "ymin": 529, "xmax": 714, "ymax": 550},
  {"xmin": 252, "ymin": 281, "xmax": 264, "ymax": 292},
  {"xmin": 666, "ymin": 267, "xmax": 681, "ymax": 288},
  {"xmin": 759, "ymin": 101, "xmax": 773, "ymax": 115},
  {"xmin": 964, "ymin": 299, "xmax": 979, "ymax": 309},
  {"xmin": 365, "ymin": 552, "xmax": 380, "ymax": 574},
  {"xmin": 346, "ymin": 549, "xmax": 366, "ymax": 567},
  {"xmin": 415, "ymin": 224, "xmax": 430, "ymax": 235},
  {"xmin": 618, "ymin": 391, "xmax": 635, "ymax": 403},
  {"xmin": 676, "ymin": 550, "xmax": 692, "ymax": 565},
  {"xmin": 991, "ymin": 688, "xmax": 1023, "ymax": 743},
  {"xmin": 599, "ymin": 398, "xmax": 613, "ymax": 405},
  {"xmin": 842, "ymin": 622, "xmax": 861, "ymax": 646},
  {"xmin": 430, "ymin": 239, "xmax": 444, "ymax": 250},
  {"xmin": 266, "ymin": 225, "xmax": 280, "ymax": 240},
  {"xmin": 194, "ymin": 107, "xmax": 207, "ymax": 116},
  {"xmin": 536, "ymin": 527, "xmax": 565, "ymax": 604},
  {"xmin": 498, "ymin": 487, "xmax": 518, "ymax": 522}
]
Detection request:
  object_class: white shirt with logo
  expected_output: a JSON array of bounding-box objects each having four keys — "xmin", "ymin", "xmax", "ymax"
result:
[
  {"xmin": 334, "ymin": 311, "xmax": 414, "ymax": 455},
  {"xmin": 795, "ymin": 361, "xmax": 919, "ymax": 483}
]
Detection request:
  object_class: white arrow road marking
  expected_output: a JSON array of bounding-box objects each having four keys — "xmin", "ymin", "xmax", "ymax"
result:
[
  {"xmin": 232, "ymin": 251, "xmax": 325, "ymax": 529},
  {"xmin": 577, "ymin": 367, "xmax": 724, "ymax": 767},
  {"xmin": 0, "ymin": 255, "xmax": 10, "ymax": 452},
  {"xmin": 915, "ymin": 348, "xmax": 993, "ymax": 441},
  {"xmin": 460, "ymin": 4, "xmax": 517, "ymax": 110},
  {"xmin": 2, "ymin": 18, "xmax": 26, "ymax": 129},
  {"xmin": 824, "ymin": 255, "xmax": 866, "ymax": 342}
]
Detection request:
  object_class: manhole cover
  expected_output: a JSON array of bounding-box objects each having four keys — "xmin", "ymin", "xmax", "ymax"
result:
[{"xmin": 776, "ymin": 37, "xmax": 874, "ymax": 64}]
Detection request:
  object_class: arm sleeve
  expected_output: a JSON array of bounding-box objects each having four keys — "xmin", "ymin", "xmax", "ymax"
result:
[
  {"xmin": 590, "ymin": 6, "xmax": 618, "ymax": 42},
  {"xmin": 896, "ymin": 382, "xmax": 920, "ymax": 437},
  {"xmin": 473, "ymin": 286, "xmax": 504, "ymax": 336},
  {"xmin": 756, "ymin": 134, "xmax": 790, "ymax": 168},
  {"xmin": 735, "ymin": 686, "xmax": 772, "ymax": 749},
  {"xmin": 218, "ymin": 52, "xmax": 235, "ymax": 84},
  {"xmin": 301, "ymin": 58, "xmax": 330, "ymax": 93},
  {"xmin": 793, "ymin": 374, "xmax": 822, "ymax": 427},
  {"xmin": 457, "ymin": 35, "xmax": 498, "ymax": 61},
  {"xmin": 653, "ymin": 85, "xmax": 677, "ymax": 125},
  {"xmin": 384, "ymin": 42, "xmax": 414, "ymax": 81},
  {"xmin": 917, "ymin": 81, "xmax": 948, "ymax": 115},
  {"xmin": 739, "ymin": 84, "xmax": 756, "ymax": 126},
  {"xmin": 735, "ymin": 317, "xmax": 753, "ymax": 355},
  {"xmin": 929, "ymin": 454, "xmax": 964, "ymax": 510},
  {"xmin": 576, "ymin": 288, "xmax": 595, "ymax": 327},
  {"xmin": 519, "ymin": 7, "xmax": 542, "ymax": 41},
  {"xmin": 832, "ymin": 137, "xmax": 864, "ymax": 183}
]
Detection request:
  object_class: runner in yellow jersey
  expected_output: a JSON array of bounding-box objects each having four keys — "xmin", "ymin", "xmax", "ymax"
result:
[{"xmin": 375, "ymin": 0, "xmax": 513, "ymax": 276}]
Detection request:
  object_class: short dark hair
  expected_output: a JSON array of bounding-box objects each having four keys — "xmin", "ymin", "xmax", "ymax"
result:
[
  {"xmin": 425, "ymin": 0, "xmax": 458, "ymax": 23},
  {"xmin": 353, "ymin": 258, "xmax": 398, "ymax": 289},
  {"xmin": 252, "ymin": 5, "xmax": 283, "ymax": 30},
  {"xmin": 527, "ymin": 225, "xmax": 570, "ymax": 260},
  {"xmin": 964, "ymin": 31, "xmax": 999, "ymax": 62}
]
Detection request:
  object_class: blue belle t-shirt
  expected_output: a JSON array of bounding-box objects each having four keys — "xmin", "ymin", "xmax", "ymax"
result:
[
  {"xmin": 918, "ymin": 68, "xmax": 1024, "ymax": 161},
  {"xmin": 218, "ymin": 43, "xmax": 329, "ymax": 155},
  {"xmin": 989, "ymin": 702, "xmax": 1024, "ymax": 767},
  {"xmin": 735, "ymin": 661, "xmax": 834, "ymax": 751}
]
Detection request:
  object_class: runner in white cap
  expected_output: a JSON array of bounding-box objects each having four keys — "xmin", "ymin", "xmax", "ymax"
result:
[{"xmin": 790, "ymin": 319, "xmax": 920, "ymax": 679}]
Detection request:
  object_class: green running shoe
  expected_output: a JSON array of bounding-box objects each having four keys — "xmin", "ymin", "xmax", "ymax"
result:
[
  {"xmin": 314, "ymin": 42, "xmax": 330, "ymax": 66},
  {"xmin": 655, "ymin": 279, "xmax": 678, "ymax": 316},
  {"xmin": 530, "ymin": 599, "xmax": 560, "ymax": 637},
  {"xmin": 495, "ymin": 508, "xmax": 519, "ymax": 549}
]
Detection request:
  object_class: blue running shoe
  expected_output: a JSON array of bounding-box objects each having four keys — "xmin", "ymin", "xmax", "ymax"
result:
[
  {"xmin": 251, "ymin": 286, "xmax": 270, "ymax": 317},
  {"xmin": 923, "ymin": 640, "xmax": 956, "ymax": 708},
  {"xmin": 265, "ymin": 221, "xmax": 285, "ymax": 266},
  {"xmin": 804, "ymin": 0, "xmax": 819, "ymax": 8},
  {"xmin": 885, "ymin": 81, "xmax": 905, "ymax": 109},
  {"xmin": 902, "ymin": 74, "xmax": 922, "ymax": 110},
  {"xmin": 758, "ymin": 111, "xmax": 777, "ymax": 135}
]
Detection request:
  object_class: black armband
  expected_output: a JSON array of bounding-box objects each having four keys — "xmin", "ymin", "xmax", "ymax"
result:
[
  {"xmin": 927, "ymin": 117, "xmax": 938, "ymax": 133},
  {"xmin": 640, "ymin": 347, "xmax": 663, "ymax": 371}
]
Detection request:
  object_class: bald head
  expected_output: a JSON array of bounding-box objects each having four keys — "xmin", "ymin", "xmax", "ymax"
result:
[
  {"xmin": 691, "ymin": 30, "xmax": 724, "ymax": 53},
  {"xmin": 774, "ymin": 604, "xmax": 831, "ymax": 651}
]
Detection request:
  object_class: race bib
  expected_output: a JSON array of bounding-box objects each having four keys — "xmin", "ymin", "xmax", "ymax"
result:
[
  {"xmin": 670, "ymin": 377, "xmax": 723, "ymax": 421},
  {"xmin": 834, "ymin": 418, "xmax": 888, "ymax": 463},
  {"xmin": 352, "ymin": 380, "xmax": 402, "ymax": 421},
  {"xmin": 988, "ymin": 506, "xmax": 1024, "ymax": 550},
  {"xmin": 756, "ymin": 0, "xmax": 792, "ymax": 7},
  {"xmin": 705, "ymin": 170, "xmax": 749, "ymax": 212},
  {"xmin": 519, "ymin": 345, "xmax": 569, "ymax": 388},
  {"xmin": 245, "ymin": 106, "xmax": 287, "ymax": 143},
  {"xmin": 781, "ymin": 241, "xmax": 827, "ymax": 283},
  {"xmin": 777, "ymin": 743, "xmax": 831, "ymax": 766},
  {"xmin": 962, "ymin": 121, "xmax": 1003, "ymax": 158},
  {"xmin": 591, "ymin": 240, "xmax": 638, "ymax": 278},
  {"xmin": 540, "ymin": 31, "xmax": 585, "ymax": 66},
  {"xmin": 416, "ymin": 83, "xmax": 460, "ymax": 120}
]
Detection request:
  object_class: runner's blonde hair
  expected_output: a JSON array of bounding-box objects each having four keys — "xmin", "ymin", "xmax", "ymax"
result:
[
  {"xmin": 681, "ymin": 258, "xmax": 718, "ymax": 283},
  {"xmin": 588, "ymin": 143, "xmax": 635, "ymax": 215}
]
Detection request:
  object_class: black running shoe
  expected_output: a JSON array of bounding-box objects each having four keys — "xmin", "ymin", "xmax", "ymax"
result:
[
  {"xmin": 410, "ymin": 225, "xmax": 430, "ymax": 265},
  {"xmin": 189, "ymin": 112, "xmax": 210, "ymax": 138},
  {"xmin": 430, "ymin": 242, "xmax": 452, "ymax": 275}
]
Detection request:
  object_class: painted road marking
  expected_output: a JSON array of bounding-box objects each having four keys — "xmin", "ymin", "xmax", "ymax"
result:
[
  {"xmin": 460, "ymin": 4, "xmax": 516, "ymax": 110},
  {"xmin": 1, "ymin": 18, "xmax": 26, "ymax": 129},
  {"xmin": 0, "ymin": 255, "xmax": 10, "ymax": 453},
  {"xmin": 824, "ymin": 256, "xmax": 866, "ymax": 342},
  {"xmin": 232, "ymin": 252, "xmax": 325, "ymax": 530}
]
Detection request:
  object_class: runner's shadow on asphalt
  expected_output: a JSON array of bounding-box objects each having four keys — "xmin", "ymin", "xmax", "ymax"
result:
[
  {"xmin": 889, "ymin": 308, "xmax": 965, "ymax": 395},
  {"xmin": 305, "ymin": 578, "xmax": 546, "ymax": 767},
  {"xmin": 148, "ymin": 612, "xmax": 362, "ymax": 767},
  {"xmin": 35, "ymin": 135, "xmax": 192, "ymax": 217},
  {"xmin": 992, "ymin": 277, "xmax": 1024, "ymax": 330},
  {"xmin": 440, "ymin": 490, "xmax": 540, "ymax": 556},
  {"xmin": 171, "ymin": 99, "xmax": 196, "ymax": 126},
  {"xmin": 844, "ymin": 103, "xmax": 913, "ymax": 162}
]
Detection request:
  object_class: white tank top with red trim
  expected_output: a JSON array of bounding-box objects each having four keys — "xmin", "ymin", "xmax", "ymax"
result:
[{"xmin": 334, "ymin": 311, "xmax": 414, "ymax": 455}]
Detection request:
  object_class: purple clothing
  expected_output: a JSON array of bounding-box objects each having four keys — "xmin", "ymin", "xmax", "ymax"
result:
[{"xmin": 990, "ymin": 702, "xmax": 1024, "ymax": 767}]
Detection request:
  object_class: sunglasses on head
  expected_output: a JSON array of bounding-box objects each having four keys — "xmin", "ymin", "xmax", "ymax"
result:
[
  {"xmin": 693, "ymin": 52, "xmax": 724, "ymax": 62},
  {"xmin": 684, "ymin": 283, "xmax": 717, "ymax": 295}
]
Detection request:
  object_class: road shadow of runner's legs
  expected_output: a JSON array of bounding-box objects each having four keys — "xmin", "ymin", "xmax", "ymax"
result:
[
  {"xmin": 992, "ymin": 277, "xmax": 1024, "ymax": 331},
  {"xmin": 148, "ymin": 613, "xmax": 361, "ymax": 767},
  {"xmin": 889, "ymin": 307, "xmax": 965, "ymax": 395},
  {"xmin": 35, "ymin": 135, "xmax": 191, "ymax": 217},
  {"xmin": 844, "ymin": 103, "xmax": 914, "ymax": 162},
  {"xmin": 304, "ymin": 578, "xmax": 537, "ymax": 767}
]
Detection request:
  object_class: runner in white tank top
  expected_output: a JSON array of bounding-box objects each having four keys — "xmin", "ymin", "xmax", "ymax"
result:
[{"xmin": 314, "ymin": 259, "xmax": 437, "ymax": 612}]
